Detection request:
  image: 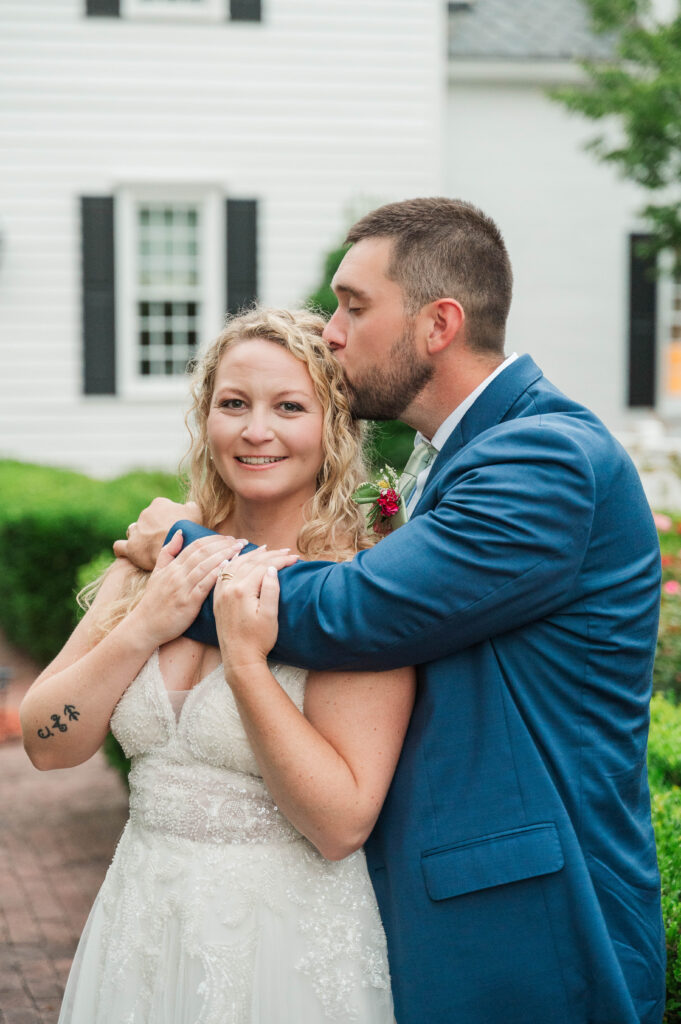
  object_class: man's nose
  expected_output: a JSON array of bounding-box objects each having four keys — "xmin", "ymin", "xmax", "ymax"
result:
[{"xmin": 322, "ymin": 310, "xmax": 345, "ymax": 350}]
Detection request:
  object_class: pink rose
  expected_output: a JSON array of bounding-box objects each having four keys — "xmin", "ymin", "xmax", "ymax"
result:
[
  {"xmin": 654, "ymin": 513, "xmax": 673, "ymax": 532},
  {"xmin": 663, "ymin": 580, "xmax": 681, "ymax": 595}
]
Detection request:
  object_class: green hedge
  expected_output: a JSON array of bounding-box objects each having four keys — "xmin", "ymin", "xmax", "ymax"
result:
[
  {"xmin": 649, "ymin": 692, "xmax": 681, "ymax": 791},
  {"xmin": 0, "ymin": 460, "xmax": 182, "ymax": 664},
  {"xmin": 654, "ymin": 781, "xmax": 681, "ymax": 1024}
]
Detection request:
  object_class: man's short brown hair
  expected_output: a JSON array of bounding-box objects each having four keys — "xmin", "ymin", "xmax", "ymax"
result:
[{"xmin": 345, "ymin": 197, "xmax": 513, "ymax": 355}]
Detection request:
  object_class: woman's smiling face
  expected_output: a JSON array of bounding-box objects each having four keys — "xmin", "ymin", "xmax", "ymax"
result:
[{"xmin": 206, "ymin": 338, "xmax": 325, "ymax": 508}]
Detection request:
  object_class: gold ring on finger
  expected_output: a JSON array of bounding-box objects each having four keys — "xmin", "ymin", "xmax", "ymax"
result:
[{"xmin": 220, "ymin": 571, "xmax": 235, "ymax": 582}]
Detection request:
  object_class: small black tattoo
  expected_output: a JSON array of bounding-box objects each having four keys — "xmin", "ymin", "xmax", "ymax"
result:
[{"xmin": 37, "ymin": 705, "xmax": 80, "ymax": 739}]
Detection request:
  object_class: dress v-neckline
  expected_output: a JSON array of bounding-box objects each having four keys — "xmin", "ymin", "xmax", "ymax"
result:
[{"xmin": 151, "ymin": 649, "xmax": 225, "ymax": 731}]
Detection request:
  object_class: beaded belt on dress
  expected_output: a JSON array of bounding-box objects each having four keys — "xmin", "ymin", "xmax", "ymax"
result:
[{"xmin": 128, "ymin": 760, "xmax": 303, "ymax": 845}]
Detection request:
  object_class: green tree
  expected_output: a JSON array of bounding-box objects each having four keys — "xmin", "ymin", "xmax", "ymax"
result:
[
  {"xmin": 552, "ymin": 0, "xmax": 681, "ymax": 269},
  {"xmin": 306, "ymin": 244, "xmax": 350, "ymax": 316},
  {"xmin": 306, "ymin": 244, "xmax": 416, "ymax": 471}
]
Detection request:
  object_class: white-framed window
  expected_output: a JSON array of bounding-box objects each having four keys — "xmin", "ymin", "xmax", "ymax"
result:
[
  {"xmin": 115, "ymin": 185, "xmax": 224, "ymax": 399},
  {"xmin": 121, "ymin": 0, "xmax": 225, "ymax": 23}
]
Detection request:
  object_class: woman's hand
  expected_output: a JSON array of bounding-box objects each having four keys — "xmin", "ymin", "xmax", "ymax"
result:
[
  {"xmin": 214, "ymin": 547, "xmax": 298, "ymax": 679},
  {"xmin": 127, "ymin": 530, "xmax": 246, "ymax": 649}
]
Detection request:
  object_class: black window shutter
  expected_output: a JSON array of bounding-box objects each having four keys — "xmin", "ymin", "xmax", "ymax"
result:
[
  {"xmin": 230, "ymin": 0, "xmax": 261, "ymax": 22},
  {"xmin": 81, "ymin": 197, "xmax": 117, "ymax": 395},
  {"xmin": 86, "ymin": 0, "xmax": 121, "ymax": 15},
  {"xmin": 628, "ymin": 233, "xmax": 657, "ymax": 407},
  {"xmin": 226, "ymin": 199, "xmax": 258, "ymax": 314}
]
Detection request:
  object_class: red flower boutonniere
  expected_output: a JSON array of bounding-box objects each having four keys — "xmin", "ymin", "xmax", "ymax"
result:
[{"xmin": 352, "ymin": 465, "xmax": 407, "ymax": 535}]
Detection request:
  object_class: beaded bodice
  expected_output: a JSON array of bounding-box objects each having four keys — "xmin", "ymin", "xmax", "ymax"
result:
[{"xmin": 110, "ymin": 650, "xmax": 306, "ymax": 846}]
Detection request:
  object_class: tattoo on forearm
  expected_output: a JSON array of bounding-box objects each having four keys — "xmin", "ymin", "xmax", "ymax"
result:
[{"xmin": 37, "ymin": 704, "xmax": 80, "ymax": 739}]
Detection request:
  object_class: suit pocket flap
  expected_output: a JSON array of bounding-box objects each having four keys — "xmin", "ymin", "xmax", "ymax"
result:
[{"xmin": 421, "ymin": 822, "xmax": 564, "ymax": 901}]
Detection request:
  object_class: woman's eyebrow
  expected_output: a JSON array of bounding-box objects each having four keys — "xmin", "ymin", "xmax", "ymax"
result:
[
  {"xmin": 213, "ymin": 384, "xmax": 247, "ymax": 395},
  {"xmin": 213, "ymin": 386, "xmax": 312, "ymax": 399}
]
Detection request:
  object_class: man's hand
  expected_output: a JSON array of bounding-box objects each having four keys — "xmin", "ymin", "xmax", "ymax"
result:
[{"xmin": 113, "ymin": 498, "xmax": 203, "ymax": 571}]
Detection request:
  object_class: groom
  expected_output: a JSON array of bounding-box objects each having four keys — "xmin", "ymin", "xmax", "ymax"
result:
[{"xmin": 118, "ymin": 198, "xmax": 666, "ymax": 1023}]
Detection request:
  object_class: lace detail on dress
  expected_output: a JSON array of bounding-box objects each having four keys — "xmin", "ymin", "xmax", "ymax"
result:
[
  {"xmin": 92, "ymin": 826, "xmax": 391, "ymax": 1023},
  {"xmin": 60, "ymin": 651, "xmax": 393, "ymax": 1023},
  {"xmin": 110, "ymin": 653, "xmax": 173, "ymax": 758},
  {"xmin": 290, "ymin": 847, "xmax": 392, "ymax": 1019}
]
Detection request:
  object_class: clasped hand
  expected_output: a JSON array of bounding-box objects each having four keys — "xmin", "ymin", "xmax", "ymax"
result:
[
  {"xmin": 214, "ymin": 547, "xmax": 298, "ymax": 680},
  {"xmin": 128, "ymin": 531, "xmax": 244, "ymax": 649},
  {"xmin": 127, "ymin": 531, "xmax": 298, "ymax": 657}
]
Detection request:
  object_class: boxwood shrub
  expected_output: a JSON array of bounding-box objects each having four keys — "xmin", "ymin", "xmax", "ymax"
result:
[{"xmin": 0, "ymin": 460, "xmax": 182, "ymax": 664}]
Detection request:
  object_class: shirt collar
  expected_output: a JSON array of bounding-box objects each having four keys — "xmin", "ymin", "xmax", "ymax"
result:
[{"xmin": 413, "ymin": 352, "xmax": 519, "ymax": 453}]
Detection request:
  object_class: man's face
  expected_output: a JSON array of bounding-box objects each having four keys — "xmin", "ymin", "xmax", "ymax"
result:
[{"xmin": 323, "ymin": 237, "xmax": 433, "ymax": 420}]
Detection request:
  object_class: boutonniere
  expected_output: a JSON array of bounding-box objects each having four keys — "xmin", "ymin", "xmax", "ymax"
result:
[{"xmin": 352, "ymin": 465, "xmax": 407, "ymax": 535}]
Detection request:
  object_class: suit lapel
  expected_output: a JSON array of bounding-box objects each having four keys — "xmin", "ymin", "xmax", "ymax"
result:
[{"xmin": 411, "ymin": 354, "xmax": 544, "ymax": 516}]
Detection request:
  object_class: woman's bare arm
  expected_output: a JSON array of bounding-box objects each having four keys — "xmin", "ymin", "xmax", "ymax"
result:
[
  {"xmin": 226, "ymin": 657, "xmax": 415, "ymax": 860},
  {"xmin": 20, "ymin": 558, "xmax": 154, "ymax": 770},
  {"xmin": 20, "ymin": 534, "xmax": 245, "ymax": 770},
  {"xmin": 215, "ymin": 552, "xmax": 416, "ymax": 860}
]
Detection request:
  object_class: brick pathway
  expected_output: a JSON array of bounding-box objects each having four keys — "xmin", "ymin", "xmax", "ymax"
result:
[{"xmin": 0, "ymin": 635, "xmax": 129, "ymax": 1024}]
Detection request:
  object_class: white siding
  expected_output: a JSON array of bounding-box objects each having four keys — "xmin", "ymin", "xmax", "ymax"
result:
[
  {"xmin": 446, "ymin": 73, "xmax": 650, "ymax": 435},
  {"xmin": 0, "ymin": 0, "xmax": 444, "ymax": 476}
]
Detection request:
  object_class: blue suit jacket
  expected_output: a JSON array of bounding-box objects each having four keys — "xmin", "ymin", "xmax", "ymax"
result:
[{"xmin": 173, "ymin": 356, "xmax": 665, "ymax": 1023}]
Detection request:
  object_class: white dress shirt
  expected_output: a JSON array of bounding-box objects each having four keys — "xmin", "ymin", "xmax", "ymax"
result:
[{"xmin": 406, "ymin": 352, "xmax": 518, "ymax": 514}]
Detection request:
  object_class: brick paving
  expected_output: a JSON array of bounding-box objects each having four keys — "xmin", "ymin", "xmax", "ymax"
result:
[{"xmin": 0, "ymin": 635, "xmax": 129, "ymax": 1024}]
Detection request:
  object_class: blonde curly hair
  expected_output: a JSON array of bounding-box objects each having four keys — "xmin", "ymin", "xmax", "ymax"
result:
[
  {"xmin": 185, "ymin": 306, "xmax": 372, "ymax": 559},
  {"xmin": 82, "ymin": 307, "xmax": 373, "ymax": 634}
]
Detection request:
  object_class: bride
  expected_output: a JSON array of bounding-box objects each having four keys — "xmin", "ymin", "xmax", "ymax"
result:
[{"xmin": 20, "ymin": 307, "xmax": 415, "ymax": 1024}]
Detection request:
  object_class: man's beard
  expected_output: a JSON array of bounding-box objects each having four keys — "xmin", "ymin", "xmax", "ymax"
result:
[{"xmin": 344, "ymin": 323, "xmax": 433, "ymax": 421}]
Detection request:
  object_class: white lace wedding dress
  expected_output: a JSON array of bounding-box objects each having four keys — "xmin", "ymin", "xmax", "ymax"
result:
[{"xmin": 58, "ymin": 650, "xmax": 394, "ymax": 1024}]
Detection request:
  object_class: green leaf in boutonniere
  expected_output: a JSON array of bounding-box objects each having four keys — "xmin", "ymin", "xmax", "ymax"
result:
[{"xmin": 352, "ymin": 482, "xmax": 381, "ymax": 504}]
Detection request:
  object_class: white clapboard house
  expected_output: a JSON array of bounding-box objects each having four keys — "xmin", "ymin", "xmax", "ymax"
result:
[
  {"xmin": 1, "ymin": 0, "xmax": 443, "ymax": 477},
  {"xmin": 1, "ymin": 0, "xmax": 679, "ymax": 485},
  {"xmin": 446, "ymin": 0, "xmax": 680, "ymax": 451}
]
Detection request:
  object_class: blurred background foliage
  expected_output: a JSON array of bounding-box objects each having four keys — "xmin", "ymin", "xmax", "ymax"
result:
[
  {"xmin": 553, "ymin": 0, "xmax": 681, "ymax": 271},
  {"xmin": 0, "ymin": 460, "xmax": 182, "ymax": 664}
]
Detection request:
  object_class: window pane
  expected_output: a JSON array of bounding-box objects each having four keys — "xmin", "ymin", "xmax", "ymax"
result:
[
  {"xmin": 134, "ymin": 199, "xmax": 202, "ymax": 378},
  {"xmin": 137, "ymin": 202, "xmax": 201, "ymax": 289},
  {"xmin": 136, "ymin": 299, "xmax": 200, "ymax": 377}
]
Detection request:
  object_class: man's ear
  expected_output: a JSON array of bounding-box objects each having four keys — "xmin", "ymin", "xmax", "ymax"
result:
[{"xmin": 425, "ymin": 298, "xmax": 465, "ymax": 355}]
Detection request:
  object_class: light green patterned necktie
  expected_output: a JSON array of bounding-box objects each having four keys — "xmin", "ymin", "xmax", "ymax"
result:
[{"xmin": 398, "ymin": 440, "xmax": 438, "ymax": 511}]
